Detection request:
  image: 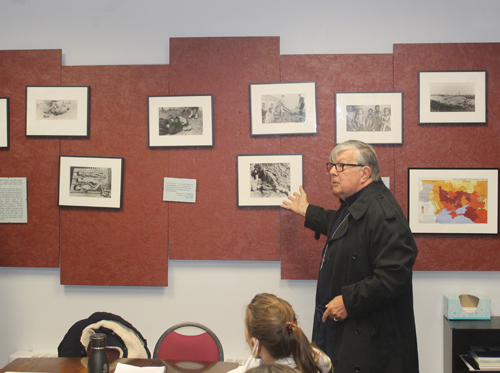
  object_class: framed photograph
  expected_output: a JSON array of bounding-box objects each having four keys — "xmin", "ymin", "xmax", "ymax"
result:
[
  {"xmin": 26, "ymin": 86, "xmax": 90, "ymax": 136},
  {"xmin": 335, "ymin": 92, "xmax": 403, "ymax": 145},
  {"xmin": 0, "ymin": 98, "xmax": 8, "ymax": 148},
  {"xmin": 58, "ymin": 156, "xmax": 124, "ymax": 209},
  {"xmin": 408, "ymin": 168, "xmax": 498, "ymax": 234},
  {"xmin": 148, "ymin": 95, "xmax": 214, "ymax": 147},
  {"xmin": 250, "ymin": 82, "xmax": 317, "ymax": 136},
  {"xmin": 237, "ymin": 154, "xmax": 303, "ymax": 207},
  {"xmin": 418, "ymin": 71, "xmax": 487, "ymax": 124}
]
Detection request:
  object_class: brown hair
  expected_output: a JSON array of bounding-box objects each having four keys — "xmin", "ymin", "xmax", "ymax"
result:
[{"xmin": 245, "ymin": 293, "xmax": 322, "ymax": 373}]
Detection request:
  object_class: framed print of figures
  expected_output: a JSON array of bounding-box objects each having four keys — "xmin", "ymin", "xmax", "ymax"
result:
[
  {"xmin": 408, "ymin": 168, "xmax": 498, "ymax": 234},
  {"xmin": 419, "ymin": 71, "xmax": 487, "ymax": 124},
  {"xmin": 335, "ymin": 92, "xmax": 403, "ymax": 145},
  {"xmin": 0, "ymin": 98, "xmax": 8, "ymax": 148},
  {"xmin": 250, "ymin": 82, "xmax": 317, "ymax": 136},
  {"xmin": 26, "ymin": 86, "xmax": 90, "ymax": 136},
  {"xmin": 58, "ymin": 156, "xmax": 124, "ymax": 209},
  {"xmin": 148, "ymin": 95, "xmax": 214, "ymax": 147},
  {"xmin": 237, "ymin": 154, "xmax": 303, "ymax": 207}
]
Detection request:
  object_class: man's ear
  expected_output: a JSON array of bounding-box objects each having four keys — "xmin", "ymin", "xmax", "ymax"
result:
[{"xmin": 361, "ymin": 166, "xmax": 372, "ymax": 182}]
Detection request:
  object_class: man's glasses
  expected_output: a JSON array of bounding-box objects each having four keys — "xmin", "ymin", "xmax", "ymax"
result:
[{"xmin": 326, "ymin": 162, "xmax": 365, "ymax": 172}]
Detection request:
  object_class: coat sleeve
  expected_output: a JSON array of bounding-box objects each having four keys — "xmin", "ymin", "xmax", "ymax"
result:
[
  {"xmin": 341, "ymin": 196, "xmax": 418, "ymax": 317},
  {"xmin": 304, "ymin": 204, "xmax": 339, "ymax": 237}
]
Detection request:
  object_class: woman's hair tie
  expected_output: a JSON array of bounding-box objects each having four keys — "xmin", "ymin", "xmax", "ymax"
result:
[{"xmin": 286, "ymin": 321, "xmax": 297, "ymax": 333}]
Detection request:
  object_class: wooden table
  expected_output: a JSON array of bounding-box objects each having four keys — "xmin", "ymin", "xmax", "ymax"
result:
[{"xmin": 0, "ymin": 358, "xmax": 239, "ymax": 373}]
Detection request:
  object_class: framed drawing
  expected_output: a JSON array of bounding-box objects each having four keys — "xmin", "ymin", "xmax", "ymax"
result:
[
  {"xmin": 148, "ymin": 95, "xmax": 214, "ymax": 147},
  {"xmin": 58, "ymin": 155, "xmax": 124, "ymax": 209},
  {"xmin": 418, "ymin": 71, "xmax": 487, "ymax": 124},
  {"xmin": 408, "ymin": 168, "xmax": 498, "ymax": 234},
  {"xmin": 250, "ymin": 82, "xmax": 317, "ymax": 136},
  {"xmin": 0, "ymin": 98, "xmax": 8, "ymax": 148},
  {"xmin": 26, "ymin": 86, "xmax": 90, "ymax": 136},
  {"xmin": 237, "ymin": 154, "xmax": 303, "ymax": 207},
  {"xmin": 335, "ymin": 92, "xmax": 403, "ymax": 145}
]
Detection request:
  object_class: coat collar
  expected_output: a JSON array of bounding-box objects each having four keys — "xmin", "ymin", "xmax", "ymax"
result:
[{"xmin": 345, "ymin": 181, "xmax": 391, "ymax": 220}]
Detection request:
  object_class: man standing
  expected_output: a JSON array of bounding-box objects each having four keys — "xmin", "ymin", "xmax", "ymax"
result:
[{"xmin": 281, "ymin": 140, "xmax": 419, "ymax": 373}]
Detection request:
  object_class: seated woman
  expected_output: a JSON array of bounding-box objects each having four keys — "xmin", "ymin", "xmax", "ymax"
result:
[{"xmin": 230, "ymin": 293, "xmax": 332, "ymax": 373}]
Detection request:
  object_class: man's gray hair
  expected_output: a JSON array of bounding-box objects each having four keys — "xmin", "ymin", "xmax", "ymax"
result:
[{"xmin": 330, "ymin": 140, "xmax": 381, "ymax": 182}]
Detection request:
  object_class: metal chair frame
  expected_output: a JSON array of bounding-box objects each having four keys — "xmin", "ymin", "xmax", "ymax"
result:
[{"xmin": 153, "ymin": 322, "xmax": 224, "ymax": 361}]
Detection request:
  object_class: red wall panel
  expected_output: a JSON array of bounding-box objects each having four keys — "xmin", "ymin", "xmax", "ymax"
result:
[
  {"xmin": 168, "ymin": 37, "xmax": 283, "ymax": 260},
  {"xmin": 279, "ymin": 54, "xmax": 395, "ymax": 279},
  {"xmin": 0, "ymin": 50, "xmax": 62, "ymax": 267},
  {"xmin": 393, "ymin": 43, "xmax": 500, "ymax": 271},
  {"xmin": 2, "ymin": 40, "xmax": 499, "ymax": 284},
  {"xmin": 59, "ymin": 65, "xmax": 170, "ymax": 286}
]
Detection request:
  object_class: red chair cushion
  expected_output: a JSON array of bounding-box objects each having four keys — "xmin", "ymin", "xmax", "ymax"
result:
[{"xmin": 156, "ymin": 331, "xmax": 220, "ymax": 362}]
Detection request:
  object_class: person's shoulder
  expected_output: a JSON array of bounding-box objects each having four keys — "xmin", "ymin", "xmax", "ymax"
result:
[
  {"xmin": 312, "ymin": 347, "xmax": 332, "ymax": 373},
  {"xmin": 368, "ymin": 181, "xmax": 407, "ymax": 220}
]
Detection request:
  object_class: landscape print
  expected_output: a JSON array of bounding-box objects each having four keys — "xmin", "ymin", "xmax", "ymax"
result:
[{"xmin": 429, "ymin": 82, "xmax": 475, "ymax": 112}]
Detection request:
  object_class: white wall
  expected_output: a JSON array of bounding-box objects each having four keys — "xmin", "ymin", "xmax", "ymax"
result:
[
  {"xmin": 1, "ymin": 1, "xmax": 500, "ymax": 372},
  {"xmin": 1, "ymin": 264, "xmax": 500, "ymax": 373}
]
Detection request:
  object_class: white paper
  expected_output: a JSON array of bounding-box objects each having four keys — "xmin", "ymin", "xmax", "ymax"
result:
[
  {"xmin": 381, "ymin": 177, "xmax": 390, "ymax": 190},
  {"xmin": 163, "ymin": 177, "xmax": 197, "ymax": 203},
  {"xmin": 0, "ymin": 177, "xmax": 28, "ymax": 223},
  {"xmin": 114, "ymin": 363, "xmax": 166, "ymax": 373}
]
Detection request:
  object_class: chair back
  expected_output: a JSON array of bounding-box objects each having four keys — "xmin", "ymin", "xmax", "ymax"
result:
[{"xmin": 153, "ymin": 322, "xmax": 224, "ymax": 362}]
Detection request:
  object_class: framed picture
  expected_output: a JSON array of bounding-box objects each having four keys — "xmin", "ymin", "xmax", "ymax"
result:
[
  {"xmin": 408, "ymin": 168, "xmax": 498, "ymax": 234},
  {"xmin": 335, "ymin": 92, "xmax": 403, "ymax": 145},
  {"xmin": 148, "ymin": 95, "xmax": 214, "ymax": 147},
  {"xmin": 0, "ymin": 98, "xmax": 8, "ymax": 148},
  {"xmin": 237, "ymin": 154, "xmax": 303, "ymax": 207},
  {"xmin": 250, "ymin": 82, "xmax": 317, "ymax": 136},
  {"xmin": 418, "ymin": 71, "xmax": 487, "ymax": 124},
  {"xmin": 58, "ymin": 155, "xmax": 124, "ymax": 209},
  {"xmin": 26, "ymin": 86, "xmax": 90, "ymax": 136}
]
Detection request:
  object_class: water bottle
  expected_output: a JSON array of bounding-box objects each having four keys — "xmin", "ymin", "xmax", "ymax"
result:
[{"xmin": 87, "ymin": 333, "xmax": 109, "ymax": 373}]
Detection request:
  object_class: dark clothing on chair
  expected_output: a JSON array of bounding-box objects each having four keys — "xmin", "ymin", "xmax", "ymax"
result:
[{"xmin": 58, "ymin": 311, "xmax": 151, "ymax": 358}]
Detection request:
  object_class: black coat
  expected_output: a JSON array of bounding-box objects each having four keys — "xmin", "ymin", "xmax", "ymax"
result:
[
  {"xmin": 58, "ymin": 312, "xmax": 151, "ymax": 358},
  {"xmin": 305, "ymin": 181, "xmax": 419, "ymax": 373}
]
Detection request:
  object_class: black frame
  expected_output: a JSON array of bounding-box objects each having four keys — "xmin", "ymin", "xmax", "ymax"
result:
[
  {"xmin": 58, "ymin": 155, "xmax": 124, "ymax": 209},
  {"xmin": 237, "ymin": 153, "xmax": 304, "ymax": 207},
  {"xmin": 148, "ymin": 94, "xmax": 214, "ymax": 147},
  {"xmin": 408, "ymin": 167, "xmax": 498, "ymax": 234},
  {"xmin": 249, "ymin": 81, "xmax": 317, "ymax": 136},
  {"xmin": 25, "ymin": 85, "xmax": 90, "ymax": 137},
  {"xmin": 418, "ymin": 71, "xmax": 487, "ymax": 125},
  {"xmin": 334, "ymin": 91, "xmax": 403, "ymax": 145}
]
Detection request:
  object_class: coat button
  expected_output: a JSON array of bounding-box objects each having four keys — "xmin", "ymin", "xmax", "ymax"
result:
[
  {"xmin": 379, "ymin": 194, "xmax": 384, "ymax": 199},
  {"xmin": 352, "ymin": 253, "xmax": 358, "ymax": 260},
  {"xmin": 355, "ymin": 328, "xmax": 361, "ymax": 335},
  {"xmin": 354, "ymin": 367, "xmax": 361, "ymax": 372}
]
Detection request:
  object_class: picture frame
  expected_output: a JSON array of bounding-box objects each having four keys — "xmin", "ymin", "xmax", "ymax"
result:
[
  {"xmin": 26, "ymin": 86, "xmax": 90, "ymax": 136},
  {"xmin": 237, "ymin": 154, "xmax": 303, "ymax": 207},
  {"xmin": 250, "ymin": 82, "xmax": 317, "ymax": 136},
  {"xmin": 0, "ymin": 97, "xmax": 8, "ymax": 148},
  {"xmin": 418, "ymin": 71, "xmax": 487, "ymax": 124},
  {"xmin": 408, "ymin": 168, "xmax": 498, "ymax": 234},
  {"xmin": 58, "ymin": 155, "xmax": 124, "ymax": 209},
  {"xmin": 148, "ymin": 95, "xmax": 214, "ymax": 147},
  {"xmin": 335, "ymin": 92, "xmax": 403, "ymax": 145}
]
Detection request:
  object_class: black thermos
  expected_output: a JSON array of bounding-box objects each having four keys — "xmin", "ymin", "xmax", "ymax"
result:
[{"xmin": 87, "ymin": 333, "xmax": 109, "ymax": 373}]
